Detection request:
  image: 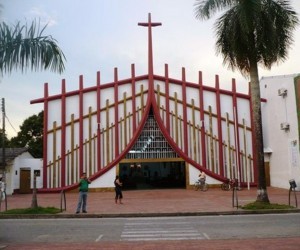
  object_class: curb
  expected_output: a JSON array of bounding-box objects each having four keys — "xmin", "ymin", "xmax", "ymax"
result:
[{"xmin": 1, "ymin": 209, "xmax": 300, "ymax": 219}]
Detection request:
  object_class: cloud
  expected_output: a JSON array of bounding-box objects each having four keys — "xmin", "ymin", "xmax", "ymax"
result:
[{"xmin": 27, "ymin": 7, "xmax": 58, "ymax": 27}]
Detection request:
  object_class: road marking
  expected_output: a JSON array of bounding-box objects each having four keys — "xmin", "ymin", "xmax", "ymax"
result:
[
  {"xmin": 122, "ymin": 233, "xmax": 201, "ymax": 237},
  {"xmin": 123, "ymin": 236, "xmax": 205, "ymax": 241},
  {"xmin": 203, "ymin": 233, "xmax": 210, "ymax": 239},
  {"xmin": 95, "ymin": 234, "xmax": 103, "ymax": 242},
  {"xmin": 121, "ymin": 220, "xmax": 206, "ymax": 241},
  {"xmin": 35, "ymin": 234, "xmax": 50, "ymax": 240},
  {"xmin": 123, "ymin": 229, "xmax": 196, "ymax": 234}
]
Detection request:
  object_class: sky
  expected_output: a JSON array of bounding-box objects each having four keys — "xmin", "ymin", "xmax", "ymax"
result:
[{"xmin": 1, "ymin": 0, "xmax": 300, "ymax": 139}]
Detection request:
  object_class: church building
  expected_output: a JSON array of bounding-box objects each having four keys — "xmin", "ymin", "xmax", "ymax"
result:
[{"xmin": 31, "ymin": 14, "xmax": 258, "ymax": 192}]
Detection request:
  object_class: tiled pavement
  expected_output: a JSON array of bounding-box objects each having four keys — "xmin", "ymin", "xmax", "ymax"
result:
[
  {"xmin": 1, "ymin": 187, "xmax": 300, "ymax": 249},
  {"xmin": 1, "ymin": 187, "xmax": 299, "ymax": 216}
]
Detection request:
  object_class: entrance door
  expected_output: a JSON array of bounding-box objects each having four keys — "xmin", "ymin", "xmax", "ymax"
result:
[
  {"xmin": 120, "ymin": 161, "xmax": 186, "ymax": 190},
  {"xmin": 20, "ymin": 169, "xmax": 31, "ymax": 194}
]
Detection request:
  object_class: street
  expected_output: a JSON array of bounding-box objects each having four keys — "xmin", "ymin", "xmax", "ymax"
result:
[{"xmin": 1, "ymin": 214, "xmax": 300, "ymax": 244}]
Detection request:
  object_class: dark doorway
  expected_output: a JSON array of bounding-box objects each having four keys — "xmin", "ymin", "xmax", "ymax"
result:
[{"xmin": 119, "ymin": 161, "xmax": 185, "ymax": 190}]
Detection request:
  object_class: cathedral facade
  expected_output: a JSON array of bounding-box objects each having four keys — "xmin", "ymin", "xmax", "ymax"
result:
[{"xmin": 31, "ymin": 14, "xmax": 256, "ymax": 192}]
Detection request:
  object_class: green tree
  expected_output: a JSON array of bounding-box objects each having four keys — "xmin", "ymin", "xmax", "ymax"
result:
[
  {"xmin": 9, "ymin": 111, "xmax": 43, "ymax": 158},
  {"xmin": 0, "ymin": 20, "xmax": 66, "ymax": 75},
  {"xmin": 194, "ymin": 0, "xmax": 298, "ymax": 202}
]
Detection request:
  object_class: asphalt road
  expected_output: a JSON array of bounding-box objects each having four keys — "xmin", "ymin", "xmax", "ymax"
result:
[{"xmin": 1, "ymin": 213, "xmax": 300, "ymax": 244}]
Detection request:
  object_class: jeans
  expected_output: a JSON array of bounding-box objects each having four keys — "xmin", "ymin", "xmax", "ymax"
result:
[{"xmin": 76, "ymin": 191, "xmax": 88, "ymax": 212}]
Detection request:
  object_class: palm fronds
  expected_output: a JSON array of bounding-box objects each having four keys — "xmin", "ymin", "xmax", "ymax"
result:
[{"xmin": 0, "ymin": 20, "xmax": 66, "ymax": 75}]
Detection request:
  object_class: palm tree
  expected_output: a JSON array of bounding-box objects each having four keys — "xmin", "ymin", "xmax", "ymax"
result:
[
  {"xmin": 0, "ymin": 20, "xmax": 66, "ymax": 75},
  {"xmin": 194, "ymin": 0, "xmax": 298, "ymax": 202},
  {"xmin": 0, "ymin": 20, "xmax": 65, "ymax": 209}
]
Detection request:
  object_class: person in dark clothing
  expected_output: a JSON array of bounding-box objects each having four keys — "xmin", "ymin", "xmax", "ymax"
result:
[
  {"xmin": 114, "ymin": 175, "xmax": 123, "ymax": 204},
  {"xmin": 76, "ymin": 172, "xmax": 91, "ymax": 213}
]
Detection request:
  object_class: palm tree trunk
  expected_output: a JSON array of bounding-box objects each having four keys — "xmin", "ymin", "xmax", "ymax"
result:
[
  {"xmin": 31, "ymin": 174, "xmax": 38, "ymax": 209},
  {"xmin": 249, "ymin": 62, "xmax": 270, "ymax": 203}
]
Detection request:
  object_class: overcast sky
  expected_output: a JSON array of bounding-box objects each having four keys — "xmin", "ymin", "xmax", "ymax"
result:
[{"xmin": 1, "ymin": 0, "xmax": 300, "ymax": 138}]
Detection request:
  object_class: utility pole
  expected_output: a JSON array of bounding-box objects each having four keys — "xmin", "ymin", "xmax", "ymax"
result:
[{"xmin": 1, "ymin": 98, "xmax": 5, "ymax": 171}]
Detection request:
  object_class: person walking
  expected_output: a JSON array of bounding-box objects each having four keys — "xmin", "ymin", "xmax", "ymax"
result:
[
  {"xmin": 76, "ymin": 172, "xmax": 91, "ymax": 214},
  {"xmin": 114, "ymin": 175, "xmax": 123, "ymax": 204}
]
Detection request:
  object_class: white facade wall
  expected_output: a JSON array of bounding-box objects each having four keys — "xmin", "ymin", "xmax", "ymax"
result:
[
  {"xmin": 260, "ymin": 74, "xmax": 300, "ymax": 190},
  {"xmin": 188, "ymin": 164, "xmax": 222, "ymax": 185},
  {"xmin": 89, "ymin": 166, "xmax": 116, "ymax": 188}
]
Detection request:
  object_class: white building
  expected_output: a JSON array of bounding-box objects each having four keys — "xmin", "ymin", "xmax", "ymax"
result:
[
  {"xmin": 0, "ymin": 148, "xmax": 43, "ymax": 195},
  {"xmin": 261, "ymin": 74, "xmax": 300, "ymax": 190}
]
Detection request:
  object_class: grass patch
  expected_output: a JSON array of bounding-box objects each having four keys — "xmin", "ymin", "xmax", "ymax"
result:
[
  {"xmin": 241, "ymin": 201, "xmax": 295, "ymax": 210},
  {"xmin": 0, "ymin": 206, "xmax": 61, "ymax": 214}
]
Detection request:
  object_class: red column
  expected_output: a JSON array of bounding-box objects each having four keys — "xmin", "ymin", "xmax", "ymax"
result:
[
  {"xmin": 232, "ymin": 79, "xmax": 241, "ymax": 181},
  {"xmin": 96, "ymin": 71, "xmax": 101, "ymax": 170},
  {"xmin": 182, "ymin": 68, "xmax": 188, "ymax": 155},
  {"xmin": 43, "ymin": 83, "xmax": 49, "ymax": 188},
  {"xmin": 61, "ymin": 79, "xmax": 66, "ymax": 187},
  {"xmin": 79, "ymin": 75, "xmax": 84, "ymax": 176},
  {"xmin": 114, "ymin": 68, "xmax": 119, "ymax": 157},
  {"xmin": 131, "ymin": 64, "xmax": 137, "ymax": 132},
  {"xmin": 165, "ymin": 64, "xmax": 170, "ymax": 133},
  {"xmin": 198, "ymin": 71, "xmax": 207, "ymax": 169},
  {"xmin": 215, "ymin": 76, "xmax": 224, "ymax": 176}
]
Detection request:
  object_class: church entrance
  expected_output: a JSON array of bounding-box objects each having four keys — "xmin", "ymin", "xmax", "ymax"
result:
[
  {"xmin": 119, "ymin": 161, "xmax": 186, "ymax": 190},
  {"xmin": 121, "ymin": 110, "xmax": 186, "ymax": 190}
]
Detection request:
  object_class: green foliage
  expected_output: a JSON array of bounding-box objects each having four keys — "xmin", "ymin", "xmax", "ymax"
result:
[
  {"xmin": 0, "ymin": 20, "xmax": 66, "ymax": 75},
  {"xmin": 9, "ymin": 111, "xmax": 43, "ymax": 158},
  {"xmin": 0, "ymin": 206, "xmax": 61, "ymax": 214},
  {"xmin": 242, "ymin": 201, "xmax": 295, "ymax": 210},
  {"xmin": 194, "ymin": 0, "xmax": 299, "ymax": 76}
]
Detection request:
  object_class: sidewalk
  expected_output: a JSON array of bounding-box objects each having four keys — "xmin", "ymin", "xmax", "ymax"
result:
[{"xmin": 1, "ymin": 187, "xmax": 299, "ymax": 217}]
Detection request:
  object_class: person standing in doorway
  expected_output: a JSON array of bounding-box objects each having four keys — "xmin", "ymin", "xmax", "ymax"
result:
[
  {"xmin": 114, "ymin": 175, "xmax": 123, "ymax": 204},
  {"xmin": 76, "ymin": 172, "xmax": 91, "ymax": 214}
]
